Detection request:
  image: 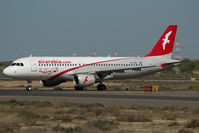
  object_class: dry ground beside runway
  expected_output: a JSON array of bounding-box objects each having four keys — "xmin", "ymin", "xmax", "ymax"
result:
[{"xmin": 1, "ymin": 99, "xmax": 199, "ymax": 133}]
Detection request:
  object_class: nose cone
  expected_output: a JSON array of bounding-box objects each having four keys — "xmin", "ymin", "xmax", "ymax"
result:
[
  {"xmin": 3, "ymin": 67, "xmax": 8, "ymax": 76},
  {"xmin": 3, "ymin": 67, "xmax": 13, "ymax": 77}
]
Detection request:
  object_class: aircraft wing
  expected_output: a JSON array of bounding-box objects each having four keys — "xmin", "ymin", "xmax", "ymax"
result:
[
  {"xmin": 73, "ymin": 65, "xmax": 156, "ymax": 79},
  {"xmin": 97, "ymin": 65, "xmax": 156, "ymax": 73}
]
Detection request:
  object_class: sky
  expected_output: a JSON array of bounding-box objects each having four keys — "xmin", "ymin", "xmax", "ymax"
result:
[{"xmin": 0, "ymin": 0, "xmax": 199, "ymax": 61}]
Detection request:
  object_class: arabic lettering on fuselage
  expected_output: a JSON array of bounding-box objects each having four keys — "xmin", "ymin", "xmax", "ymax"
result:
[
  {"xmin": 39, "ymin": 67, "xmax": 58, "ymax": 74},
  {"xmin": 38, "ymin": 59, "xmax": 71, "ymax": 64}
]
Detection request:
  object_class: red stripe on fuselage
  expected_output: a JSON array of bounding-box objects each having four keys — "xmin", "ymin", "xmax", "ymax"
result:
[{"xmin": 48, "ymin": 57, "xmax": 131, "ymax": 80}]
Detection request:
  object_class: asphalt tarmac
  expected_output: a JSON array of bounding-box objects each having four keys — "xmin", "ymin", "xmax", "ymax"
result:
[
  {"xmin": 0, "ymin": 90, "xmax": 199, "ymax": 101},
  {"xmin": 0, "ymin": 90, "xmax": 199, "ymax": 109}
]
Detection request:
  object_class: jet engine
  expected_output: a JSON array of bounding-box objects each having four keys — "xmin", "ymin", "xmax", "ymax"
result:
[
  {"xmin": 40, "ymin": 79, "xmax": 66, "ymax": 87},
  {"xmin": 73, "ymin": 74, "xmax": 96, "ymax": 87}
]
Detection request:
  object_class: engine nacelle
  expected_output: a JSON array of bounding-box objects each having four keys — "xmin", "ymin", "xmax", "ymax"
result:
[
  {"xmin": 40, "ymin": 79, "xmax": 66, "ymax": 87},
  {"xmin": 73, "ymin": 74, "xmax": 96, "ymax": 87}
]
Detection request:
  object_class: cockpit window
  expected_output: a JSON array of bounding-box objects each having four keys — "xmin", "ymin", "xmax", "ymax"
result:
[
  {"xmin": 11, "ymin": 63, "xmax": 16, "ymax": 66},
  {"xmin": 10, "ymin": 63, "xmax": 24, "ymax": 66}
]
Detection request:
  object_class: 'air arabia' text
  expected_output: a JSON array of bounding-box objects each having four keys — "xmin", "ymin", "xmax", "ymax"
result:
[{"xmin": 38, "ymin": 59, "xmax": 71, "ymax": 64}]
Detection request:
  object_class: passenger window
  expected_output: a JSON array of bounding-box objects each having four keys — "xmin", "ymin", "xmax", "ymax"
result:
[{"xmin": 16, "ymin": 63, "xmax": 20, "ymax": 66}]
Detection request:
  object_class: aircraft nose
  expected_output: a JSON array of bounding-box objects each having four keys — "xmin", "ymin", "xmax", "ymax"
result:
[
  {"xmin": 3, "ymin": 67, "xmax": 13, "ymax": 77},
  {"xmin": 3, "ymin": 67, "xmax": 9, "ymax": 76}
]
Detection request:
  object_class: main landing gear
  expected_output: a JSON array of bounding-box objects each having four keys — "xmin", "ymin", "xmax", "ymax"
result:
[
  {"xmin": 97, "ymin": 83, "xmax": 107, "ymax": 91},
  {"xmin": 26, "ymin": 80, "xmax": 32, "ymax": 91},
  {"xmin": 97, "ymin": 75, "xmax": 106, "ymax": 91},
  {"xmin": 74, "ymin": 84, "xmax": 107, "ymax": 91}
]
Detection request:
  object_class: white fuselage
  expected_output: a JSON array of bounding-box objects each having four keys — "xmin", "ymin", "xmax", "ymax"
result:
[{"xmin": 3, "ymin": 55, "xmax": 176, "ymax": 81}]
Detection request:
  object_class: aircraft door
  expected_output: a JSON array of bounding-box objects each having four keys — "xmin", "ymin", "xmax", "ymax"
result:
[{"xmin": 30, "ymin": 56, "xmax": 37, "ymax": 72}]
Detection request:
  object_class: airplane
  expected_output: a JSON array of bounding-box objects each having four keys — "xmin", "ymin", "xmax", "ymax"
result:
[{"xmin": 3, "ymin": 25, "xmax": 180, "ymax": 91}]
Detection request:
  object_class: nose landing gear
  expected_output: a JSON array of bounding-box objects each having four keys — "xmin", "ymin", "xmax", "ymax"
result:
[{"xmin": 26, "ymin": 80, "xmax": 32, "ymax": 91}]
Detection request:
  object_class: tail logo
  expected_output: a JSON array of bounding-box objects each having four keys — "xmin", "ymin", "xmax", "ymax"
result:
[{"xmin": 162, "ymin": 31, "xmax": 172, "ymax": 50}]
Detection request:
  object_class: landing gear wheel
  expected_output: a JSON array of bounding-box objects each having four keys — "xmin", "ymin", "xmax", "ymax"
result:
[
  {"xmin": 97, "ymin": 84, "xmax": 106, "ymax": 91},
  {"xmin": 26, "ymin": 80, "xmax": 32, "ymax": 91},
  {"xmin": 26, "ymin": 85, "xmax": 32, "ymax": 91},
  {"xmin": 74, "ymin": 86, "xmax": 84, "ymax": 91}
]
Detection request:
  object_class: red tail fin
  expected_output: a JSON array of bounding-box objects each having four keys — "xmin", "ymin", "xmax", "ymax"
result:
[{"xmin": 144, "ymin": 25, "xmax": 177, "ymax": 57}]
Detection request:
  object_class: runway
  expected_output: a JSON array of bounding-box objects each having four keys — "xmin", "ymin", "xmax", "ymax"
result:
[
  {"xmin": 0, "ymin": 90, "xmax": 199, "ymax": 108},
  {"xmin": 0, "ymin": 90, "xmax": 199, "ymax": 101}
]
